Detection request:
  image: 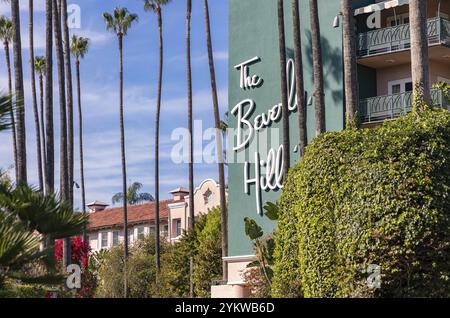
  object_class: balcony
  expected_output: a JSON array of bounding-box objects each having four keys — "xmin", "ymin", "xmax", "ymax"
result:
[
  {"xmin": 360, "ymin": 89, "xmax": 450, "ymax": 124},
  {"xmin": 358, "ymin": 17, "xmax": 450, "ymax": 59}
]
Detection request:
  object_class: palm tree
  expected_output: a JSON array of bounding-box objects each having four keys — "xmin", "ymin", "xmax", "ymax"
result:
[
  {"xmin": 112, "ymin": 182, "xmax": 155, "ymax": 205},
  {"xmin": 291, "ymin": 0, "xmax": 307, "ymax": 156},
  {"xmin": 35, "ymin": 56, "xmax": 47, "ymax": 188},
  {"xmin": 143, "ymin": 0, "xmax": 171, "ymax": 273},
  {"xmin": 103, "ymin": 7, "xmax": 138, "ymax": 298},
  {"xmin": 45, "ymin": 0, "xmax": 55, "ymax": 195},
  {"xmin": 309, "ymin": 0, "xmax": 325, "ymax": 135},
  {"xmin": 10, "ymin": 0, "xmax": 27, "ymax": 184},
  {"xmin": 186, "ymin": 0, "xmax": 195, "ymax": 298},
  {"xmin": 28, "ymin": 0, "xmax": 44, "ymax": 192},
  {"xmin": 409, "ymin": 0, "xmax": 431, "ymax": 105},
  {"xmin": 70, "ymin": 35, "xmax": 90, "ymax": 241},
  {"xmin": 277, "ymin": 0, "xmax": 290, "ymax": 177},
  {"xmin": 342, "ymin": 0, "xmax": 359, "ymax": 125},
  {"xmin": 61, "ymin": 0, "xmax": 75, "ymax": 205},
  {"xmin": 52, "ymin": 0, "xmax": 70, "ymax": 270},
  {"xmin": 0, "ymin": 16, "xmax": 18, "ymax": 179},
  {"xmin": 203, "ymin": 0, "xmax": 228, "ymax": 282}
]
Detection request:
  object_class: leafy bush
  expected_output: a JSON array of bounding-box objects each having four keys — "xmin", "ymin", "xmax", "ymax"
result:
[
  {"xmin": 192, "ymin": 207, "xmax": 223, "ymax": 298},
  {"xmin": 273, "ymin": 107, "xmax": 450, "ymax": 297}
]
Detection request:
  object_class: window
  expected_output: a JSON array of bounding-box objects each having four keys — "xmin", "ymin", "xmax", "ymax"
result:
[
  {"xmin": 388, "ymin": 78, "xmax": 413, "ymax": 95},
  {"xmin": 161, "ymin": 225, "xmax": 169, "ymax": 238},
  {"xmin": 149, "ymin": 226, "xmax": 156, "ymax": 235},
  {"xmin": 387, "ymin": 13, "xmax": 409, "ymax": 27},
  {"xmin": 101, "ymin": 232, "xmax": 108, "ymax": 248},
  {"xmin": 112, "ymin": 231, "xmax": 119, "ymax": 246},
  {"xmin": 175, "ymin": 219, "xmax": 182, "ymax": 237},
  {"xmin": 137, "ymin": 226, "xmax": 145, "ymax": 240},
  {"xmin": 203, "ymin": 189, "xmax": 214, "ymax": 205}
]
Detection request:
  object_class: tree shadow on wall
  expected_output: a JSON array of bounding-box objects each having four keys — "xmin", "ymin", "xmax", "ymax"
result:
[{"xmin": 286, "ymin": 31, "xmax": 343, "ymax": 104}]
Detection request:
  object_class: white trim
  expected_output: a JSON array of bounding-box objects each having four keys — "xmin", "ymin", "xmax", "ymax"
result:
[
  {"xmin": 437, "ymin": 77, "xmax": 450, "ymax": 84},
  {"xmin": 223, "ymin": 255, "xmax": 256, "ymax": 263},
  {"xmin": 193, "ymin": 178, "xmax": 220, "ymax": 196},
  {"xmin": 168, "ymin": 202, "xmax": 186, "ymax": 209}
]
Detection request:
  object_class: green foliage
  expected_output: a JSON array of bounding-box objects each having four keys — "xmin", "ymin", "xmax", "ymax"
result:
[
  {"xmin": 273, "ymin": 107, "xmax": 450, "ymax": 297},
  {"xmin": 192, "ymin": 207, "xmax": 223, "ymax": 298},
  {"xmin": 0, "ymin": 94, "xmax": 14, "ymax": 133},
  {"xmin": 0, "ymin": 279, "xmax": 48, "ymax": 298},
  {"xmin": 154, "ymin": 213, "xmax": 208, "ymax": 298},
  {"xmin": 243, "ymin": 203, "xmax": 279, "ymax": 298}
]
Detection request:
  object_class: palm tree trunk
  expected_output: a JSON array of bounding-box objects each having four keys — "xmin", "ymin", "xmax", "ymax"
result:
[
  {"xmin": 53, "ymin": 0, "xmax": 70, "ymax": 270},
  {"xmin": 45, "ymin": 0, "xmax": 55, "ymax": 194},
  {"xmin": 342, "ymin": 0, "xmax": 359, "ymax": 125},
  {"xmin": 29, "ymin": 0, "xmax": 44, "ymax": 192},
  {"xmin": 155, "ymin": 6, "xmax": 163, "ymax": 273},
  {"xmin": 61, "ymin": 0, "xmax": 74, "ymax": 205},
  {"xmin": 75, "ymin": 59, "xmax": 87, "ymax": 242},
  {"xmin": 3, "ymin": 41, "xmax": 18, "ymax": 181},
  {"xmin": 309, "ymin": 0, "xmax": 325, "ymax": 136},
  {"xmin": 409, "ymin": 0, "xmax": 431, "ymax": 105},
  {"xmin": 291, "ymin": 0, "xmax": 307, "ymax": 156},
  {"xmin": 118, "ymin": 33, "xmax": 129, "ymax": 298},
  {"xmin": 186, "ymin": 0, "xmax": 195, "ymax": 298},
  {"xmin": 10, "ymin": 0, "xmax": 27, "ymax": 184},
  {"xmin": 277, "ymin": 0, "xmax": 290, "ymax": 177},
  {"xmin": 39, "ymin": 72, "xmax": 47, "ymax": 190},
  {"xmin": 203, "ymin": 0, "xmax": 228, "ymax": 282}
]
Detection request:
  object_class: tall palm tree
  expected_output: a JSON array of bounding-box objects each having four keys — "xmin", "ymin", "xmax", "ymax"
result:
[
  {"xmin": 103, "ymin": 7, "xmax": 138, "ymax": 298},
  {"xmin": 409, "ymin": 0, "xmax": 431, "ymax": 105},
  {"xmin": 342, "ymin": 0, "xmax": 359, "ymax": 125},
  {"xmin": 70, "ymin": 35, "xmax": 90, "ymax": 241},
  {"xmin": 61, "ymin": 0, "xmax": 75, "ymax": 205},
  {"xmin": 186, "ymin": 0, "xmax": 195, "ymax": 298},
  {"xmin": 277, "ymin": 0, "xmax": 290, "ymax": 177},
  {"xmin": 45, "ymin": 0, "xmax": 55, "ymax": 195},
  {"xmin": 10, "ymin": 0, "xmax": 27, "ymax": 184},
  {"xmin": 203, "ymin": 0, "xmax": 228, "ymax": 281},
  {"xmin": 143, "ymin": 0, "xmax": 171, "ymax": 273},
  {"xmin": 28, "ymin": 0, "xmax": 44, "ymax": 192},
  {"xmin": 291, "ymin": 0, "xmax": 307, "ymax": 156},
  {"xmin": 0, "ymin": 16, "xmax": 18, "ymax": 180},
  {"xmin": 35, "ymin": 56, "xmax": 47, "ymax": 188},
  {"xmin": 52, "ymin": 0, "xmax": 70, "ymax": 270},
  {"xmin": 309, "ymin": 0, "xmax": 325, "ymax": 135},
  {"xmin": 112, "ymin": 182, "xmax": 155, "ymax": 205}
]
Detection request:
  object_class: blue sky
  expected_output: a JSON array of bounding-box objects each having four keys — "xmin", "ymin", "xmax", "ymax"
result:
[{"xmin": 0, "ymin": 0, "xmax": 228, "ymax": 209}]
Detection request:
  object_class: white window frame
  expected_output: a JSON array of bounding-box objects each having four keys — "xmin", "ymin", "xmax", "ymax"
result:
[
  {"xmin": 137, "ymin": 226, "xmax": 145, "ymax": 240},
  {"xmin": 388, "ymin": 78, "xmax": 413, "ymax": 95},
  {"xmin": 174, "ymin": 219, "xmax": 182, "ymax": 238},
  {"xmin": 100, "ymin": 231, "xmax": 109, "ymax": 249},
  {"xmin": 112, "ymin": 231, "xmax": 119, "ymax": 246}
]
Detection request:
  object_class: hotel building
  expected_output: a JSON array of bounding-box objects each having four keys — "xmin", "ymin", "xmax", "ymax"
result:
[
  {"xmin": 220, "ymin": 0, "xmax": 450, "ymax": 297},
  {"xmin": 86, "ymin": 179, "xmax": 223, "ymax": 252}
]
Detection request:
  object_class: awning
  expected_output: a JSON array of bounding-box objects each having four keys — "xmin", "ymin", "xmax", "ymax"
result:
[{"xmin": 354, "ymin": 0, "xmax": 410, "ymax": 16}]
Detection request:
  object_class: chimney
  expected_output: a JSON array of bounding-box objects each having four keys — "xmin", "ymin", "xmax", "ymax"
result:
[
  {"xmin": 86, "ymin": 201, "xmax": 109, "ymax": 213},
  {"xmin": 169, "ymin": 187, "xmax": 190, "ymax": 201}
]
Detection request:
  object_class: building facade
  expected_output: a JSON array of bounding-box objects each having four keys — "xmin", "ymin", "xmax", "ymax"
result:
[
  {"xmin": 87, "ymin": 179, "xmax": 222, "ymax": 252},
  {"xmin": 220, "ymin": 0, "xmax": 450, "ymax": 297}
]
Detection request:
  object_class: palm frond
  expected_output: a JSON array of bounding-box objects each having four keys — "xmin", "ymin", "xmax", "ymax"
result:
[
  {"xmin": 34, "ymin": 56, "xmax": 46, "ymax": 75},
  {"xmin": 0, "ymin": 94, "xmax": 14, "ymax": 132},
  {"xmin": 70, "ymin": 35, "xmax": 90, "ymax": 59},
  {"xmin": 0, "ymin": 16, "xmax": 13, "ymax": 43}
]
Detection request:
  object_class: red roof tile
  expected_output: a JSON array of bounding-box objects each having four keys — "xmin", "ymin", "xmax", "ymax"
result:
[{"xmin": 88, "ymin": 200, "xmax": 180, "ymax": 230}]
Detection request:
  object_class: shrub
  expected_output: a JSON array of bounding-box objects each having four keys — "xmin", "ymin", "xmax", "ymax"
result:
[
  {"xmin": 192, "ymin": 207, "xmax": 223, "ymax": 298},
  {"xmin": 273, "ymin": 107, "xmax": 450, "ymax": 297}
]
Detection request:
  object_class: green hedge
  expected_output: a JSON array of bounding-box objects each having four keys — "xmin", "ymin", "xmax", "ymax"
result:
[{"xmin": 273, "ymin": 108, "xmax": 450, "ymax": 297}]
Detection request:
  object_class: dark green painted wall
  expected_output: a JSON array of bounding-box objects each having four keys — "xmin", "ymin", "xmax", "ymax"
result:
[{"xmin": 228, "ymin": 0, "xmax": 369, "ymax": 257}]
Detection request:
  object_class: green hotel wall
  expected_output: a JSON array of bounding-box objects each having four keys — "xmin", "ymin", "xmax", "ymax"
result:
[{"xmin": 227, "ymin": 0, "xmax": 372, "ymax": 257}]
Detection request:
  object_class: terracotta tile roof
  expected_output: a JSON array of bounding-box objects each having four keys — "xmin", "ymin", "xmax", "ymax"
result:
[{"xmin": 88, "ymin": 200, "xmax": 179, "ymax": 231}]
